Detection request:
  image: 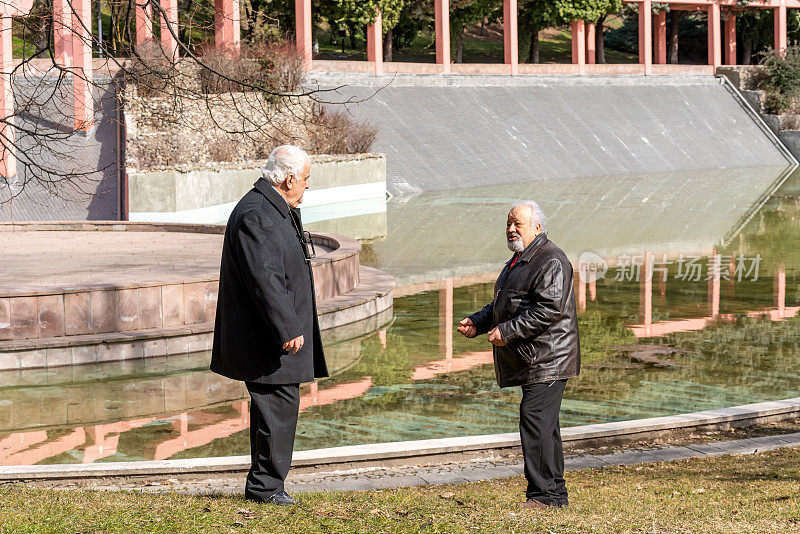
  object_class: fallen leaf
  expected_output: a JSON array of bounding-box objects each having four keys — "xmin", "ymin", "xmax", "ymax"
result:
[
  {"xmin": 439, "ymin": 492, "xmax": 455, "ymax": 499},
  {"xmin": 692, "ymin": 488, "xmax": 706, "ymax": 494}
]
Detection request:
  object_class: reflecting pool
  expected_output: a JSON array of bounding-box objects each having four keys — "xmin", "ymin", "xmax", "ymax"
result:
[{"xmin": 3, "ymin": 165, "xmax": 800, "ymax": 465}]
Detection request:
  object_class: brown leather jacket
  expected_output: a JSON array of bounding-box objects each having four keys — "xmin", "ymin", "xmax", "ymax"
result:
[{"xmin": 469, "ymin": 233, "xmax": 580, "ymax": 388}]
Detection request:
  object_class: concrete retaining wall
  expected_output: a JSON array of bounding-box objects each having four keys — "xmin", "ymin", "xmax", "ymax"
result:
[{"xmin": 128, "ymin": 154, "xmax": 388, "ymax": 240}]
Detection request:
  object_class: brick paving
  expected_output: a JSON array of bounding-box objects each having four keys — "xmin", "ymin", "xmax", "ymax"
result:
[
  {"xmin": 0, "ymin": 231, "xmax": 224, "ymax": 294},
  {"xmin": 50, "ymin": 432, "xmax": 800, "ymax": 496}
]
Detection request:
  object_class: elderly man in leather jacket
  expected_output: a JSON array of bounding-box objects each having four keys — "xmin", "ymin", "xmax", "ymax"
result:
[{"xmin": 458, "ymin": 201, "xmax": 580, "ymax": 509}]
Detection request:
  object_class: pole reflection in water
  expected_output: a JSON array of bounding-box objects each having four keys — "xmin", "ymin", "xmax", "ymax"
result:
[{"xmin": 4, "ymin": 167, "xmax": 800, "ymax": 465}]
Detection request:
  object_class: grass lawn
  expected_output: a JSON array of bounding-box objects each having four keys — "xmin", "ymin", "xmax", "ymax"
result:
[{"xmin": 2, "ymin": 447, "xmax": 799, "ymax": 533}]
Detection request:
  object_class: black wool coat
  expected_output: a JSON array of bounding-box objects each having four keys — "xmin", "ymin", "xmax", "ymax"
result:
[{"xmin": 210, "ymin": 178, "xmax": 328, "ymax": 385}]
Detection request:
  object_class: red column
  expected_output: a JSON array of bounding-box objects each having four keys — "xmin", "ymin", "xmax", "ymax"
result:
[
  {"xmin": 639, "ymin": 251, "xmax": 654, "ymax": 336},
  {"xmin": 366, "ymin": 12, "xmax": 383, "ymax": 74},
  {"xmin": 724, "ymin": 13, "xmax": 736, "ymax": 64},
  {"xmin": 708, "ymin": 253, "xmax": 721, "ymax": 318},
  {"xmin": 309, "ymin": 381, "xmax": 318, "ymax": 405},
  {"xmin": 639, "ymin": 0, "xmax": 652, "ymax": 74},
  {"xmin": 775, "ymin": 263, "xmax": 786, "ymax": 318},
  {"xmin": 504, "ymin": 0, "xmax": 518, "ymax": 74},
  {"xmin": 53, "ymin": 0, "xmax": 73, "ymax": 66},
  {"xmin": 160, "ymin": 0, "xmax": 178, "ymax": 60},
  {"xmin": 655, "ymin": 11, "xmax": 667, "ymax": 64},
  {"xmin": 775, "ymin": 0, "xmax": 787, "ymax": 53},
  {"xmin": 708, "ymin": 2, "xmax": 721, "ymax": 68},
  {"xmin": 295, "ymin": 0, "xmax": 312, "ymax": 71},
  {"xmin": 586, "ymin": 23, "xmax": 596, "ymax": 64},
  {"xmin": 378, "ymin": 329, "xmax": 387, "ymax": 350},
  {"xmin": 439, "ymin": 278, "xmax": 454, "ymax": 359},
  {"xmin": 435, "ymin": 0, "xmax": 451, "ymax": 73},
  {"xmin": 0, "ymin": 8, "xmax": 14, "ymax": 178},
  {"xmin": 571, "ymin": 20, "xmax": 585, "ymax": 73},
  {"xmin": 72, "ymin": 0, "xmax": 93, "ymax": 130},
  {"xmin": 135, "ymin": 0, "xmax": 153, "ymax": 46},
  {"xmin": 215, "ymin": 0, "xmax": 240, "ymax": 55}
]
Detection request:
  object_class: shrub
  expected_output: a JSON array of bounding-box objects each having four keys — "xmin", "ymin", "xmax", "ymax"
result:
[
  {"xmin": 305, "ymin": 105, "xmax": 378, "ymax": 154},
  {"xmin": 199, "ymin": 38, "xmax": 304, "ymax": 96},
  {"xmin": 760, "ymin": 46, "xmax": 800, "ymax": 94},
  {"xmin": 759, "ymin": 46, "xmax": 800, "ymax": 114},
  {"xmin": 763, "ymin": 91, "xmax": 792, "ymax": 114},
  {"xmin": 127, "ymin": 41, "xmax": 181, "ymax": 98}
]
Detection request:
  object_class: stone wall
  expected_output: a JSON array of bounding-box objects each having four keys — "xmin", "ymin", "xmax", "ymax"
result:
[
  {"xmin": 716, "ymin": 66, "xmax": 767, "ymax": 91},
  {"xmin": 124, "ymin": 84, "xmax": 313, "ymax": 170},
  {"xmin": 718, "ymin": 67, "xmax": 800, "ymax": 162}
]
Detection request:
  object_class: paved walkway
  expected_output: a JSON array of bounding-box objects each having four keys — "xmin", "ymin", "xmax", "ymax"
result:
[
  {"xmin": 72, "ymin": 432, "xmax": 800, "ymax": 496},
  {"xmin": 0, "ymin": 230, "xmax": 224, "ymax": 293}
]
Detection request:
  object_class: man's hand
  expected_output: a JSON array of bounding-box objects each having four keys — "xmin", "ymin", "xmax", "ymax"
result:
[
  {"xmin": 283, "ymin": 335, "xmax": 304, "ymax": 354},
  {"xmin": 457, "ymin": 317, "xmax": 477, "ymax": 338},
  {"xmin": 488, "ymin": 327, "xmax": 506, "ymax": 346}
]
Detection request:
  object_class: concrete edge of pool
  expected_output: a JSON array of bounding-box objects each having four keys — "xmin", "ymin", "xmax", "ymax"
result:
[{"xmin": 2, "ymin": 397, "xmax": 799, "ymax": 481}]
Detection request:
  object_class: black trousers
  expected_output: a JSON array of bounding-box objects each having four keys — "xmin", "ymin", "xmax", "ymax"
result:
[
  {"xmin": 244, "ymin": 382, "xmax": 300, "ymax": 500},
  {"xmin": 520, "ymin": 379, "xmax": 568, "ymax": 505}
]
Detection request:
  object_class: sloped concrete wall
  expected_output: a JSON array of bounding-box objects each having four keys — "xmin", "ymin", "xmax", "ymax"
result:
[
  {"xmin": 310, "ymin": 74, "xmax": 795, "ymax": 196},
  {"xmin": 0, "ymin": 75, "xmax": 122, "ymax": 221}
]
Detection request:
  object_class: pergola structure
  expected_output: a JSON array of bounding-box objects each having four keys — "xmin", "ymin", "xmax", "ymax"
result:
[
  {"xmin": 0, "ymin": 0, "xmax": 240, "ymax": 178},
  {"xmin": 299, "ymin": 0, "xmax": 794, "ymax": 75},
  {"xmin": 0, "ymin": 0, "xmax": 794, "ymax": 178}
]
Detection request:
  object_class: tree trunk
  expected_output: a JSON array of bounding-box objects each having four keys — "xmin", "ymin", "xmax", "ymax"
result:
[
  {"xmin": 742, "ymin": 37, "xmax": 752, "ymax": 65},
  {"xmin": 668, "ymin": 11, "xmax": 684, "ymax": 64},
  {"xmin": 527, "ymin": 30, "xmax": 539, "ymax": 63},
  {"xmin": 596, "ymin": 15, "xmax": 606, "ymax": 64},
  {"xmin": 349, "ymin": 24, "xmax": 357, "ymax": 50},
  {"xmin": 480, "ymin": 18, "xmax": 485, "ymax": 36},
  {"xmin": 178, "ymin": 0, "xmax": 193, "ymax": 44},
  {"xmin": 456, "ymin": 32, "xmax": 464, "ymax": 63},
  {"xmin": 32, "ymin": 1, "xmax": 52, "ymax": 58},
  {"xmin": 383, "ymin": 28, "xmax": 393, "ymax": 62}
]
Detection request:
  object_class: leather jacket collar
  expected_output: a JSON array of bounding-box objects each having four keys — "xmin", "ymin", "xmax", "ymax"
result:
[{"xmin": 518, "ymin": 232, "xmax": 549, "ymax": 263}]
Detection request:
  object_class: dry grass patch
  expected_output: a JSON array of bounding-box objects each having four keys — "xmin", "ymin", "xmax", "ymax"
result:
[{"xmin": 2, "ymin": 447, "xmax": 800, "ymax": 533}]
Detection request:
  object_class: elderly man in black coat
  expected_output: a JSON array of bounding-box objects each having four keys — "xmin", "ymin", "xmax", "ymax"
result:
[
  {"xmin": 458, "ymin": 201, "xmax": 580, "ymax": 510},
  {"xmin": 211, "ymin": 145, "xmax": 328, "ymax": 505}
]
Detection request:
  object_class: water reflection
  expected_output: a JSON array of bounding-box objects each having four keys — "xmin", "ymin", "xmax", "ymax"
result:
[{"xmin": 3, "ymin": 166, "xmax": 800, "ymax": 465}]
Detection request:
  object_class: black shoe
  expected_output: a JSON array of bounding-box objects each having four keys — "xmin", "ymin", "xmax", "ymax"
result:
[
  {"xmin": 265, "ymin": 491, "xmax": 297, "ymax": 506},
  {"xmin": 245, "ymin": 490, "xmax": 297, "ymax": 505}
]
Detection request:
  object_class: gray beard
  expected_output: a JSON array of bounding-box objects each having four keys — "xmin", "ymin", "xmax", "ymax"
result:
[{"xmin": 507, "ymin": 234, "xmax": 525, "ymax": 253}]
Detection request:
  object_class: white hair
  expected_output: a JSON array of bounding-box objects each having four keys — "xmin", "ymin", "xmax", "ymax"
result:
[
  {"xmin": 261, "ymin": 145, "xmax": 311, "ymax": 186},
  {"xmin": 512, "ymin": 200, "xmax": 547, "ymax": 232}
]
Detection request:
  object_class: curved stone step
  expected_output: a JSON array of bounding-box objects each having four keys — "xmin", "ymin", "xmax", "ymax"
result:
[{"xmin": 0, "ymin": 267, "xmax": 394, "ymax": 371}]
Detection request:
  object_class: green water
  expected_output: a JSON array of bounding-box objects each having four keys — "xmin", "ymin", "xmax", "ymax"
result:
[{"xmin": 2, "ymin": 167, "xmax": 800, "ymax": 464}]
